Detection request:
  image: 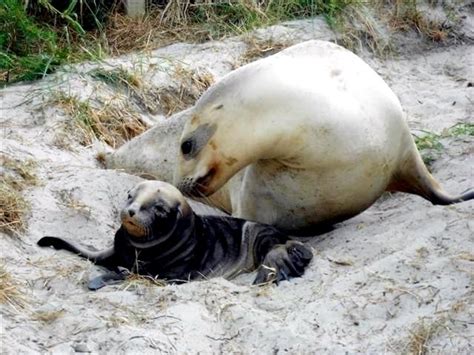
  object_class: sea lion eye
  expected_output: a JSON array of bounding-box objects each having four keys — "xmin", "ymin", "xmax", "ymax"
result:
[
  {"xmin": 154, "ymin": 205, "xmax": 165, "ymax": 214},
  {"xmin": 181, "ymin": 140, "xmax": 193, "ymax": 155}
]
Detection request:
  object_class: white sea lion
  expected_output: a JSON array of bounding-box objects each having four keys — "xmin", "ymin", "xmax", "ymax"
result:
[{"xmin": 174, "ymin": 40, "xmax": 473, "ymax": 234}]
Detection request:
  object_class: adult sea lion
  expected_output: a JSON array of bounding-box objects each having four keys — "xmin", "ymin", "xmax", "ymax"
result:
[
  {"xmin": 175, "ymin": 40, "xmax": 473, "ymax": 234},
  {"xmin": 38, "ymin": 181, "xmax": 312, "ymax": 290}
]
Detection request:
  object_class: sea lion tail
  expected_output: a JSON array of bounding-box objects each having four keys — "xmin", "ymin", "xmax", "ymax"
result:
[{"xmin": 388, "ymin": 143, "xmax": 473, "ymax": 205}]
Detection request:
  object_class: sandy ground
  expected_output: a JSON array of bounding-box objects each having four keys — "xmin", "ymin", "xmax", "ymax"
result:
[{"xmin": 1, "ymin": 15, "xmax": 473, "ymax": 355}]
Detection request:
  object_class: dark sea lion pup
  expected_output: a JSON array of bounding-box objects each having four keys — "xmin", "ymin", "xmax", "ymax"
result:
[{"xmin": 38, "ymin": 181, "xmax": 312, "ymax": 290}]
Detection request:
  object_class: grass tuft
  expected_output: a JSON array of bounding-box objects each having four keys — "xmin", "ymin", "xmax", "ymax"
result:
[
  {"xmin": 120, "ymin": 273, "xmax": 167, "ymax": 291},
  {"xmin": 158, "ymin": 65, "xmax": 214, "ymax": 116},
  {"xmin": 407, "ymin": 318, "xmax": 443, "ymax": 355},
  {"xmin": 90, "ymin": 65, "xmax": 213, "ymax": 116},
  {"xmin": 413, "ymin": 123, "xmax": 473, "ymax": 166},
  {"xmin": 0, "ymin": 155, "xmax": 37, "ymax": 235},
  {"xmin": 51, "ymin": 93, "xmax": 148, "ymax": 148},
  {"xmin": 0, "ymin": 262, "xmax": 28, "ymax": 311},
  {"xmin": 240, "ymin": 37, "xmax": 290, "ymax": 65},
  {"xmin": 388, "ymin": 0, "xmax": 450, "ymax": 43},
  {"xmin": 445, "ymin": 122, "xmax": 474, "ymax": 137},
  {"xmin": 33, "ymin": 309, "xmax": 65, "ymax": 324}
]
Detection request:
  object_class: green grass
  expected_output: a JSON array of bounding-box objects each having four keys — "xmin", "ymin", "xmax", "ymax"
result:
[
  {"xmin": 1, "ymin": 0, "xmax": 356, "ymax": 85},
  {"xmin": 0, "ymin": 0, "xmax": 104, "ymax": 84},
  {"xmin": 89, "ymin": 67, "xmax": 141, "ymax": 89},
  {"xmin": 189, "ymin": 0, "xmax": 356, "ymax": 38},
  {"xmin": 447, "ymin": 122, "xmax": 474, "ymax": 137},
  {"xmin": 414, "ymin": 123, "xmax": 473, "ymax": 166}
]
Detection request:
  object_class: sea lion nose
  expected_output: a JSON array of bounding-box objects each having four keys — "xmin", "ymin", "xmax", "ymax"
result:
[{"xmin": 128, "ymin": 208, "xmax": 136, "ymax": 217}]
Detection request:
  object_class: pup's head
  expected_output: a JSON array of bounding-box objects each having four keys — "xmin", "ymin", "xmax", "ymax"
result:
[{"xmin": 120, "ymin": 181, "xmax": 192, "ymax": 247}]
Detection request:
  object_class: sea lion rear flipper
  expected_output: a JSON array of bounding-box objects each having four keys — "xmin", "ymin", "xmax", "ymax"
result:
[
  {"xmin": 253, "ymin": 241, "xmax": 313, "ymax": 285},
  {"xmin": 389, "ymin": 142, "xmax": 474, "ymax": 205},
  {"xmin": 88, "ymin": 270, "xmax": 128, "ymax": 291}
]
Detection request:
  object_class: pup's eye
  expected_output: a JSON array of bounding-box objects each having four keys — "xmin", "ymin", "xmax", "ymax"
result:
[
  {"xmin": 154, "ymin": 205, "xmax": 165, "ymax": 214},
  {"xmin": 127, "ymin": 193, "xmax": 132, "ymax": 200},
  {"xmin": 181, "ymin": 140, "xmax": 193, "ymax": 155}
]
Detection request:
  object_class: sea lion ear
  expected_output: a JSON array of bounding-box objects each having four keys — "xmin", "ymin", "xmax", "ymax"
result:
[
  {"xmin": 176, "ymin": 202, "xmax": 184, "ymax": 216},
  {"xmin": 176, "ymin": 201, "xmax": 191, "ymax": 217}
]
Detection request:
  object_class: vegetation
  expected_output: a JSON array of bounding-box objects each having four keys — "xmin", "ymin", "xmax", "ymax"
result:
[
  {"xmin": 1, "ymin": 0, "xmax": 358, "ymax": 85},
  {"xmin": 414, "ymin": 123, "xmax": 474, "ymax": 166},
  {"xmin": 0, "ymin": 1, "xmax": 462, "ymax": 85},
  {"xmin": 0, "ymin": 0, "xmax": 106, "ymax": 83},
  {"xmin": 50, "ymin": 92, "xmax": 148, "ymax": 148},
  {"xmin": 0, "ymin": 155, "xmax": 37, "ymax": 235},
  {"xmin": 0, "ymin": 263, "xmax": 28, "ymax": 311}
]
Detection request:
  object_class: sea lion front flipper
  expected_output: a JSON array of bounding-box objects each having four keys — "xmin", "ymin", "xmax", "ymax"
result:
[
  {"xmin": 253, "ymin": 241, "xmax": 313, "ymax": 285},
  {"xmin": 88, "ymin": 270, "xmax": 128, "ymax": 291}
]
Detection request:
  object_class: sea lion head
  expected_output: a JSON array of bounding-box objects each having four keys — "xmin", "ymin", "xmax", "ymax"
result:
[
  {"xmin": 174, "ymin": 97, "xmax": 266, "ymax": 197},
  {"xmin": 120, "ymin": 181, "xmax": 193, "ymax": 247},
  {"xmin": 174, "ymin": 63, "xmax": 287, "ymax": 197}
]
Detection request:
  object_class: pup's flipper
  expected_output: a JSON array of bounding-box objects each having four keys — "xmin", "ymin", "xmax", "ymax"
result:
[{"xmin": 253, "ymin": 241, "xmax": 313, "ymax": 285}]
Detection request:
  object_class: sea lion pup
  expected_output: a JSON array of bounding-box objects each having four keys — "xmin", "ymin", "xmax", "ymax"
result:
[
  {"xmin": 38, "ymin": 181, "xmax": 312, "ymax": 290},
  {"xmin": 175, "ymin": 40, "xmax": 473, "ymax": 234}
]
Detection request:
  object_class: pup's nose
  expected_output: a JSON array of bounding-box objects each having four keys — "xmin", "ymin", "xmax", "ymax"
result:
[{"xmin": 128, "ymin": 208, "xmax": 136, "ymax": 217}]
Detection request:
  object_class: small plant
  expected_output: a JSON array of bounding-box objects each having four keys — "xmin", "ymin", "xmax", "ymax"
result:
[
  {"xmin": 407, "ymin": 318, "xmax": 443, "ymax": 355},
  {"xmin": 33, "ymin": 309, "xmax": 65, "ymax": 324},
  {"xmin": 0, "ymin": 263, "xmax": 28, "ymax": 311},
  {"xmin": 120, "ymin": 273, "xmax": 167, "ymax": 291},
  {"xmin": 90, "ymin": 67, "xmax": 142, "ymax": 89},
  {"xmin": 414, "ymin": 132, "xmax": 443, "ymax": 151},
  {"xmin": 241, "ymin": 37, "xmax": 290, "ymax": 64},
  {"xmin": 0, "ymin": 155, "xmax": 37, "ymax": 235},
  {"xmin": 446, "ymin": 122, "xmax": 474, "ymax": 137},
  {"xmin": 413, "ymin": 122, "xmax": 473, "ymax": 166},
  {"xmin": 159, "ymin": 65, "xmax": 214, "ymax": 115},
  {"xmin": 389, "ymin": 0, "xmax": 449, "ymax": 42},
  {"xmin": 52, "ymin": 93, "xmax": 148, "ymax": 148}
]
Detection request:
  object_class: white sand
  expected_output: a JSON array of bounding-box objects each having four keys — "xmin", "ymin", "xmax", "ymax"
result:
[{"xmin": 1, "ymin": 15, "xmax": 473, "ymax": 354}]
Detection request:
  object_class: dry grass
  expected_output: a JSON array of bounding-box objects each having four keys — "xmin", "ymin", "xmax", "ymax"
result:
[
  {"xmin": 52, "ymin": 93, "xmax": 148, "ymax": 148},
  {"xmin": 120, "ymin": 273, "xmax": 167, "ymax": 292},
  {"xmin": 407, "ymin": 318, "xmax": 443, "ymax": 355},
  {"xmin": 0, "ymin": 184, "xmax": 28, "ymax": 235},
  {"xmin": 101, "ymin": 1, "xmax": 342, "ymax": 56},
  {"xmin": 90, "ymin": 65, "xmax": 213, "ymax": 116},
  {"xmin": 0, "ymin": 155, "xmax": 37, "ymax": 235},
  {"xmin": 95, "ymin": 151, "xmax": 108, "ymax": 167},
  {"xmin": 334, "ymin": 3, "xmax": 392, "ymax": 57},
  {"xmin": 331, "ymin": 0, "xmax": 458, "ymax": 57},
  {"xmin": 0, "ymin": 263, "xmax": 28, "ymax": 312},
  {"xmin": 157, "ymin": 65, "xmax": 214, "ymax": 116},
  {"xmin": 54, "ymin": 190, "xmax": 91, "ymax": 218},
  {"xmin": 388, "ymin": 0, "xmax": 450, "ymax": 43},
  {"xmin": 90, "ymin": 67, "xmax": 158, "ymax": 113},
  {"xmin": 104, "ymin": 6, "xmax": 209, "ymax": 56},
  {"xmin": 240, "ymin": 37, "xmax": 290, "ymax": 65},
  {"xmin": 33, "ymin": 309, "xmax": 65, "ymax": 324}
]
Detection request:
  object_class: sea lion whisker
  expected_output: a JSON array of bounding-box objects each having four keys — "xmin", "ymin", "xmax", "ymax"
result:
[{"xmin": 195, "ymin": 189, "xmax": 229, "ymax": 216}]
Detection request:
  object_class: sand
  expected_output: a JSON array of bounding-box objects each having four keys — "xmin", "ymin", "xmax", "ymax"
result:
[{"xmin": 1, "ymin": 14, "xmax": 473, "ymax": 355}]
